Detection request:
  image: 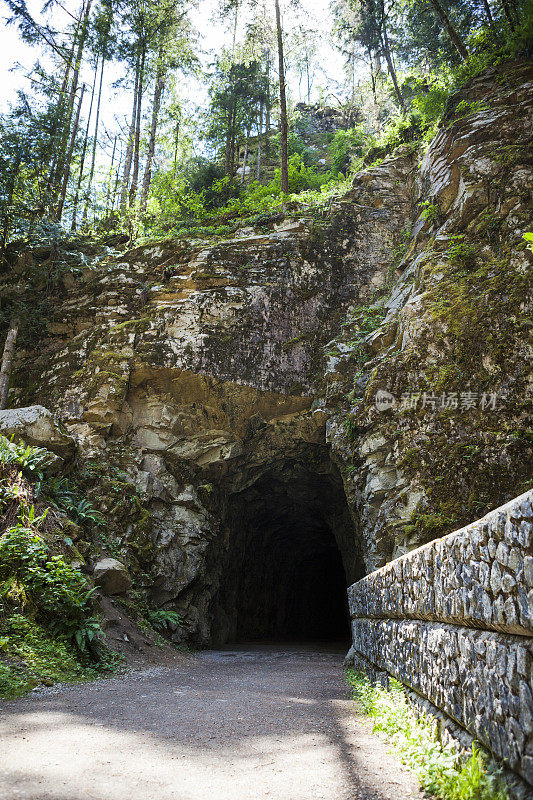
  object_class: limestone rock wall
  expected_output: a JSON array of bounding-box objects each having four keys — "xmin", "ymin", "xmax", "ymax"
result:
[
  {"xmin": 1, "ymin": 135, "xmax": 417, "ymax": 644},
  {"xmin": 326, "ymin": 60, "xmax": 533, "ymax": 571},
  {"xmin": 1, "ymin": 60, "xmax": 531, "ymax": 646},
  {"xmin": 348, "ymin": 491, "xmax": 533, "ymax": 791}
]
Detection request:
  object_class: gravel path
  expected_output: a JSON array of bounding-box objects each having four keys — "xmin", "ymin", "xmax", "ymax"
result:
[{"xmin": 0, "ymin": 644, "xmax": 424, "ymax": 800}]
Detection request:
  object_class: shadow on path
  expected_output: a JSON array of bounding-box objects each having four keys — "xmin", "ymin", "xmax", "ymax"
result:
[{"xmin": 0, "ymin": 644, "xmax": 423, "ymax": 800}]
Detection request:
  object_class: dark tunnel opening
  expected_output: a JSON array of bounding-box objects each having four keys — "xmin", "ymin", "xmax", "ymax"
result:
[{"xmin": 210, "ymin": 460, "xmax": 361, "ymax": 646}]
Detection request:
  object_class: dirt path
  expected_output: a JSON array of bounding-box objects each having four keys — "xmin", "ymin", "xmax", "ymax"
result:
[{"xmin": 0, "ymin": 644, "xmax": 424, "ymax": 800}]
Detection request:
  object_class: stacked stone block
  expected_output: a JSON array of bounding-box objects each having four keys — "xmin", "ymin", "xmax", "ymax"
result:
[{"xmin": 348, "ymin": 490, "xmax": 533, "ymax": 791}]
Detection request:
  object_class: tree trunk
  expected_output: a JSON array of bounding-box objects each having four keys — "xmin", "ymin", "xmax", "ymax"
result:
[
  {"xmin": 481, "ymin": 0, "xmax": 502, "ymax": 42},
  {"xmin": 256, "ymin": 102, "xmax": 263, "ymax": 181},
  {"xmin": 52, "ymin": 0, "xmax": 92, "ymax": 202},
  {"xmin": 380, "ymin": 18, "xmax": 405, "ymax": 111},
  {"xmin": 71, "ymin": 54, "xmax": 99, "ymax": 231},
  {"xmin": 481, "ymin": 0, "xmax": 499, "ymax": 34},
  {"xmin": 225, "ymin": 101, "xmax": 237, "ymax": 177},
  {"xmin": 173, "ymin": 117, "xmax": 180, "ymax": 178},
  {"xmin": 82, "ymin": 43, "xmax": 107, "ymax": 224},
  {"xmin": 112, "ymin": 145, "xmax": 124, "ymax": 211},
  {"xmin": 140, "ymin": 54, "xmax": 165, "ymax": 212},
  {"xmin": 56, "ymin": 83, "xmax": 85, "ymax": 221},
  {"xmin": 119, "ymin": 53, "xmax": 141, "ymax": 212},
  {"xmin": 129, "ymin": 43, "xmax": 147, "ymax": 208},
  {"xmin": 230, "ymin": 105, "xmax": 237, "ymax": 177},
  {"xmin": 351, "ymin": 51, "xmax": 356, "ymax": 103},
  {"xmin": 1, "ymin": 155, "xmax": 22, "ymax": 253},
  {"xmin": 104, "ymin": 134, "xmax": 117, "ymax": 215},
  {"xmin": 47, "ymin": 27, "xmax": 78, "ymax": 196},
  {"xmin": 368, "ymin": 48, "xmax": 380, "ymax": 131},
  {"xmin": 264, "ymin": 54, "xmax": 271, "ymax": 157},
  {"xmin": 510, "ymin": 0, "xmax": 520, "ymax": 25},
  {"xmin": 275, "ymin": 0, "xmax": 289, "ymax": 194},
  {"xmin": 0, "ymin": 318, "xmax": 20, "ymax": 410},
  {"xmin": 241, "ymin": 130, "xmax": 249, "ymax": 185},
  {"xmin": 501, "ymin": 0, "xmax": 518, "ymax": 28},
  {"xmin": 428, "ymin": 0, "xmax": 469, "ymax": 59},
  {"xmin": 224, "ymin": 108, "xmax": 233, "ymax": 176},
  {"xmin": 67, "ymin": 1, "xmax": 91, "ymax": 123},
  {"xmin": 306, "ymin": 53, "xmax": 311, "ymax": 103},
  {"xmin": 232, "ymin": 0, "xmax": 239, "ymax": 55}
]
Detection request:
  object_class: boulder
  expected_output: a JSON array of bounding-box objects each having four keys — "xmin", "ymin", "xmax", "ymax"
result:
[
  {"xmin": 343, "ymin": 644, "xmax": 356, "ymax": 668},
  {"xmin": 0, "ymin": 405, "xmax": 76, "ymax": 460},
  {"xmin": 93, "ymin": 558, "xmax": 132, "ymax": 595}
]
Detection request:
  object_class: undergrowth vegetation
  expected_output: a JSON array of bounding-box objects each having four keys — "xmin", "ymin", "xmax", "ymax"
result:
[
  {"xmin": 0, "ymin": 614, "xmax": 107, "ymax": 698},
  {"xmin": 0, "ymin": 434, "xmax": 119, "ymax": 699},
  {"xmin": 136, "ymin": 24, "xmax": 532, "ymax": 244},
  {"xmin": 346, "ymin": 669, "xmax": 509, "ymax": 800}
]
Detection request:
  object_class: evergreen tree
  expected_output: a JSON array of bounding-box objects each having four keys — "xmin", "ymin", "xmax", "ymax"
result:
[{"xmin": 206, "ymin": 58, "xmax": 268, "ymax": 179}]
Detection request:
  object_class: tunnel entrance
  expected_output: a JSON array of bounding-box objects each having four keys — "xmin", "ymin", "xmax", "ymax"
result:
[{"xmin": 210, "ymin": 459, "xmax": 361, "ymax": 646}]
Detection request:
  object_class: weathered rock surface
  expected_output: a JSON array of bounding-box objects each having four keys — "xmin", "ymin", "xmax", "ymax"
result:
[
  {"xmin": 326, "ymin": 60, "xmax": 533, "ymax": 569},
  {"xmin": 5, "ymin": 148, "xmax": 416, "ymax": 643},
  {"xmin": 0, "ymin": 405, "xmax": 76, "ymax": 460},
  {"xmin": 93, "ymin": 558, "xmax": 132, "ymax": 595},
  {"xmin": 1, "ymin": 60, "xmax": 531, "ymax": 651}
]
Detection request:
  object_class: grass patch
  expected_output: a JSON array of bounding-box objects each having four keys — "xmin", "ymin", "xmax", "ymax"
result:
[
  {"xmin": 346, "ymin": 668, "xmax": 509, "ymax": 800},
  {"xmin": 0, "ymin": 614, "xmax": 121, "ymax": 699}
]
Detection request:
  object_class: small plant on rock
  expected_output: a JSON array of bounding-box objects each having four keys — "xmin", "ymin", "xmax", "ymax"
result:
[
  {"xmin": 0, "ymin": 435, "xmax": 54, "ymax": 482},
  {"xmin": 145, "ymin": 608, "xmax": 182, "ymax": 634},
  {"xmin": 43, "ymin": 477, "xmax": 104, "ymax": 527},
  {"xmin": 419, "ymin": 200, "xmax": 440, "ymax": 225}
]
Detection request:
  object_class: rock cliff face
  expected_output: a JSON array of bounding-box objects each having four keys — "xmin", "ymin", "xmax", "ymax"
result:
[
  {"xmin": 326, "ymin": 60, "xmax": 532, "ymax": 570},
  {"xmin": 3, "ymin": 60, "xmax": 532, "ymax": 646}
]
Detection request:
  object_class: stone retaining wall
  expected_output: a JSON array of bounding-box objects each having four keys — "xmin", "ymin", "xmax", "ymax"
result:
[{"xmin": 348, "ymin": 490, "xmax": 533, "ymax": 792}]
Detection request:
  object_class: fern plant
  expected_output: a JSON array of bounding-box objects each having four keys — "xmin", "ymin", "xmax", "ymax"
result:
[
  {"xmin": 145, "ymin": 608, "xmax": 182, "ymax": 633},
  {"xmin": 43, "ymin": 477, "xmax": 104, "ymax": 526},
  {"xmin": 0, "ymin": 435, "xmax": 55, "ymax": 482}
]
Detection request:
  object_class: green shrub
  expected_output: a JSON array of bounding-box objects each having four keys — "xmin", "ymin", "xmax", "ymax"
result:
[
  {"xmin": 445, "ymin": 235, "xmax": 477, "ymax": 269},
  {"xmin": 287, "ymin": 131, "xmax": 317, "ymax": 166},
  {"xmin": 0, "ymin": 614, "xmax": 101, "ymax": 698},
  {"xmin": 0, "ymin": 524, "xmax": 101, "ymax": 656},
  {"xmin": 188, "ymin": 158, "xmax": 225, "ymax": 194},
  {"xmin": 376, "ymin": 111, "xmax": 424, "ymax": 153},
  {"xmin": 453, "ymin": 99, "xmax": 490, "ymax": 121},
  {"xmin": 411, "ymin": 84, "xmax": 450, "ymax": 139},
  {"xmin": 346, "ymin": 669, "xmax": 509, "ymax": 800},
  {"xmin": 419, "ymin": 200, "xmax": 440, "ymax": 224},
  {"xmin": 328, "ymin": 127, "xmax": 366, "ymax": 174}
]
